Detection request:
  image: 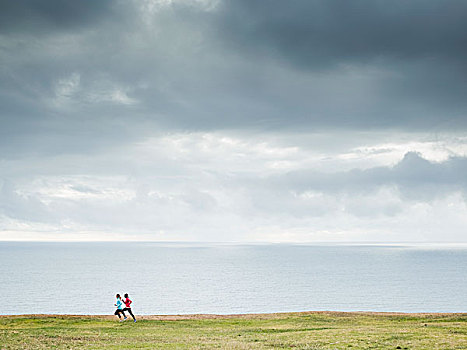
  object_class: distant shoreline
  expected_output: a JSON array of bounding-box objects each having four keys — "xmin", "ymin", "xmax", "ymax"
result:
[{"xmin": 2, "ymin": 311, "xmax": 466, "ymax": 320}]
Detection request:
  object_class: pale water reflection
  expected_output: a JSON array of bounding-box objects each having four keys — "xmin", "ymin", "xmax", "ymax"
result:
[{"xmin": 1, "ymin": 242, "xmax": 466, "ymax": 315}]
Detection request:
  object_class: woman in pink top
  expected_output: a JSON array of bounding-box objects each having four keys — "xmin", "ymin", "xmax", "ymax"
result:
[{"xmin": 123, "ymin": 293, "xmax": 136, "ymax": 322}]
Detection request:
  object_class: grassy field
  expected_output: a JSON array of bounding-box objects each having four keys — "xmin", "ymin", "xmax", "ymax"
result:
[{"xmin": 1, "ymin": 312, "xmax": 466, "ymax": 349}]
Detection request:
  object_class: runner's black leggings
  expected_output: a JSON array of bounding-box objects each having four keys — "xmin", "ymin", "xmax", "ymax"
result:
[
  {"xmin": 114, "ymin": 309, "xmax": 126, "ymax": 318},
  {"xmin": 123, "ymin": 307, "xmax": 136, "ymax": 320}
]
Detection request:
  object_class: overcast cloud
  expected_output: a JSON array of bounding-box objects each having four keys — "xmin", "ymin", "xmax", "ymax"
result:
[{"xmin": 1, "ymin": 0, "xmax": 467, "ymax": 242}]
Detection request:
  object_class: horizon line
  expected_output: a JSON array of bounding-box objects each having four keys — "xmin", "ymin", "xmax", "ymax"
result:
[{"xmin": 1, "ymin": 240, "xmax": 467, "ymax": 246}]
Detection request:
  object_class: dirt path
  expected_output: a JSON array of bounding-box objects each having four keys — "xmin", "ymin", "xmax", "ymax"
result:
[{"xmin": 2, "ymin": 311, "xmax": 465, "ymax": 320}]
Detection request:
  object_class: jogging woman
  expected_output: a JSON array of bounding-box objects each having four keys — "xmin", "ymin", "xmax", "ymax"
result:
[
  {"xmin": 123, "ymin": 293, "xmax": 136, "ymax": 322},
  {"xmin": 114, "ymin": 294, "xmax": 127, "ymax": 321}
]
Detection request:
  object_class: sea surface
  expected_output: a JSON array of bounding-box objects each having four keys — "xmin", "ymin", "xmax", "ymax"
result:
[{"xmin": 1, "ymin": 242, "xmax": 466, "ymax": 315}]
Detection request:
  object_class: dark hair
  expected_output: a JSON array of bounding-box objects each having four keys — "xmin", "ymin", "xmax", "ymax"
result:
[
  {"xmin": 116, "ymin": 294, "xmax": 121, "ymax": 298},
  {"xmin": 124, "ymin": 293, "xmax": 129, "ymax": 298}
]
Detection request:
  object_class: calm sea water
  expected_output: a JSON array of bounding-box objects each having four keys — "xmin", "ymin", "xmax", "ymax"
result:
[{"xmin": 1, "ymin": 242, "xmax": 466, "ymax": 315}]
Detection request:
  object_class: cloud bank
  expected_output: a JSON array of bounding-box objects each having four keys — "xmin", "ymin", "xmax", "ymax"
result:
[{"xmin": 1, "ymin": 0, "xmax": 466, "ymax": 241}]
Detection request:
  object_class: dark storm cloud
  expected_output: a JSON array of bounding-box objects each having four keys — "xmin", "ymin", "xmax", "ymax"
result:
[
  {"xmin": 213, "ymin": 0, "xmax": 467, "ymax": 128},
  {"xmin": 0, "ymin": 0, "xmax": 114, "ymax": 33},
  {"xmin": 217, "ymin": 0, "xmax": 467, "ymax": 69},
  {"xmin": 133, "ymin": 0, "xmax": 467, "ymax": 130},
  {"xmin": 1, "ymin": 0, "xmax": 467, "ymax": 160}
]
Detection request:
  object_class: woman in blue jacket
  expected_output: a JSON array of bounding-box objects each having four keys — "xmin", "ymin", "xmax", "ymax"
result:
[{"xmin": 114, "ymin": 294, "xmax": 127, "ymax": 321}]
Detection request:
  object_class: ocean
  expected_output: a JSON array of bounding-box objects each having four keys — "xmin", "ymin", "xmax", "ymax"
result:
[{"xmin": 1, "ymin": 242, "xmax": 466, "ymax": 315}]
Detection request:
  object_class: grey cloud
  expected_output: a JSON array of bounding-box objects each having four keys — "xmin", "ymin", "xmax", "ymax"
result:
[
  {"xmin": 217, "ymin": 0, "xmax": 467, "ymax": 69},
  {"xmin": 69, "ymin": 185, "xmax": 100, "ymax": 194},
  {"xmin": 1, "ymin": 0, "xmax": 467, "ymax": 157},
  {"xmin": 269, "ymin": 152, "xmax": 467, "ymax": 200},
  {"xmin": 1, "ymin": 1, "xmax": 467, "ymax": 242},
  {"xmin": 1, "ymin": 151, "xmax": 466, "ymax": 240},
  {"xmin": 213, "ymin": 0, "xmax": 467, "ymax": 129},
  {"xmin": 0, "ymin": 179, "xmax": 51, "ymax": 222},
  {"xmin": 0, "ymin": 1, "xmax": 467, "ymax": 138},
  {"xmin": 228, "ymin": 152, "xmax": 467, "ymax": 221},
  {"xmin": 0, "ymin": 0, "xmax": 115, "ymax": 34}
]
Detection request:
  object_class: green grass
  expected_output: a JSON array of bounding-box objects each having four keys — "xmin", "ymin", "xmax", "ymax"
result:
[{"xmin": 1, "ymin": 312, "xmax": 466, "ymax": 349}]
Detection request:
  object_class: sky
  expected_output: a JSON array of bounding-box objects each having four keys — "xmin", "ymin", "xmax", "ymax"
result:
[{"xmin": 1, "ymin": 0, "xmax": 467, "ymax": 242}]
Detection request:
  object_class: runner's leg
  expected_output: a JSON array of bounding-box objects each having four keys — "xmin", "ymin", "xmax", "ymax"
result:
[{"xmin": 127, "ymin": 308, "xmax": 136, "ymax": 321}]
